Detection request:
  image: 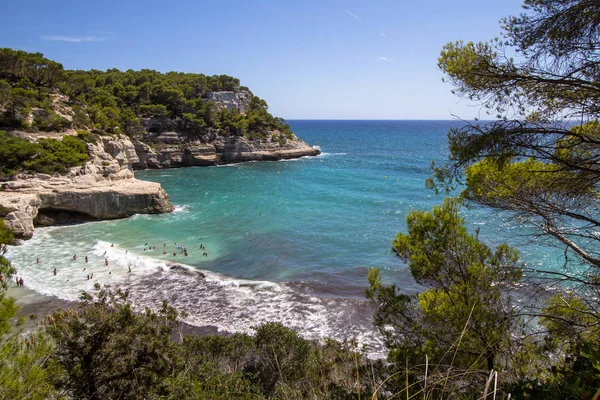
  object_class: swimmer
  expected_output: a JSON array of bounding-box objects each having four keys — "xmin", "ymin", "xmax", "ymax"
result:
[
  {"xmin": 173, "ymin": 252, "xmax": 176, "ymax": 256},
  {"xmin": 163, "ymin": 250, "xmax": 167, "ymax": 255},
  {"xmin": 111, "ymin": 243, "xmax": 114, "ymax": 247},
  {"xmin": 36, "ymin": 257, "xmax": 40, "ymax": 264},
  {"xmin": 83, "ymin": 268, "xmax": 86, "ymax": 271}
]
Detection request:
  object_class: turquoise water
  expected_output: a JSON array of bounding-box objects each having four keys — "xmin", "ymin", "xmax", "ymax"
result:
[{"xmin": 6, "ymin": 120, "xmax": 561, "ymax": 355}]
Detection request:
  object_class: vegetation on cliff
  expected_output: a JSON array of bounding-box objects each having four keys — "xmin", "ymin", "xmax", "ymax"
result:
[
  {"xmin": 0, "ymin": 130, "xmax": 89, "ymax": 178},
  {"xmin": 0, "ymin": 48, "xmax": 294, "ymax": 140}
]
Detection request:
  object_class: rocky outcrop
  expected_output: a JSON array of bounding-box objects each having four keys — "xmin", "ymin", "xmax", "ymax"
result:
[
  {"xmin": 132, "ymin": 132, "xmax": 320, "ymax": 169},
  {"xmin": 204, "ymin": 90, "xmax": 251, "ymax": 114},
  {"xmin": 0, "ymin": 135, "xmax": 173, "ymax": 239}
]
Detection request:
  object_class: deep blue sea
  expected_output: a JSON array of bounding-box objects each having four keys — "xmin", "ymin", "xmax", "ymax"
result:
[{"xmin": 6, "ymin": 120, "xmax": 562, "ymax": 355}]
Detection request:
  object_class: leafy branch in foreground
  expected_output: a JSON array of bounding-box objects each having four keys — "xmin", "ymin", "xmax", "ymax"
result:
[
  {"xmin": 368, "ymin": 198, "xmax": 524, "ymax": 398},
  {"xmin": 434, "ymin": 0, "xmax": 600, "ymax": 397}
]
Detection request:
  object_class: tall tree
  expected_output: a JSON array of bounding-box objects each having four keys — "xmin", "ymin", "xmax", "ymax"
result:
[
  {"xmin": 435, "ymin": 0, "xmax": 600, "ymax": 397},
  {"xmin": 367, "ymin": 198, "xmax": 523, "ymax": 396}
]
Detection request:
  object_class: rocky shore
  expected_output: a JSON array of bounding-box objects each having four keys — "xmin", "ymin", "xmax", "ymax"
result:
[
  {"xmin": 0, "ymin": 135, "xmax": 173, "ymax": 239},
  {"xmin": 0, "ymin": 91, "xmax": 319, "ymax": 239}
]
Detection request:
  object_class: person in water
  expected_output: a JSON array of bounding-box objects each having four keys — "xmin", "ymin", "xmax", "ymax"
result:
[
  {"xmin": 53, "ymin": 268, "xmax": 57, "ymax": 276},
  {"xmin": 36, "ymin": 257, "xmax": 40, "ymax": 264},
  {"xmin": 73, "ymin": 254, "xmax": 77, "ymax": 261},
  {"xmin": 105, "ymin": 259, "xmax": 109, "ymax": 266},
  {"xmin": 85, "ymin": 256, "xmax": 88, "ymax": 263}
]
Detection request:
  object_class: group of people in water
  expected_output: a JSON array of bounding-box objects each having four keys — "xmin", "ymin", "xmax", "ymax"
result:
[{"xmin": 16, "ymin": 238, "xmax": 211, "ymax": 289}]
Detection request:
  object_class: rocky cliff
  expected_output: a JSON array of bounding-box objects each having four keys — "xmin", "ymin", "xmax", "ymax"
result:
[
  {"xmin": 0, "ymin": 134, "xmax": 173, "ymax": 239},
  {"xmin": 132, "ymin": 130, "xmax": 320, "ymax": 169},
  {"xmin": 132, "ymin": 90, "xmax": 319, "ymax": 168},
  {"xmin": 0, "ymin": 90, "xmax": 319, "ymax": 239}
]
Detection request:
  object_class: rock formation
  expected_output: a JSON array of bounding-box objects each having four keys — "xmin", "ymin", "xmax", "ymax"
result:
[
  {"xmin": 0, "ymin": 135, "xmax": 173, "ymax": 239},
  {"xmin": 132, "ymin": 131, "xmax": 320, "ymax": 169},
  {"xmin": 0, "ymin": 90, "xmax": 319, "ymax": 239}
]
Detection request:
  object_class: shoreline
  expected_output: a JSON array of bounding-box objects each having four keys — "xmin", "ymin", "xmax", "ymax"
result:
[{"xmin": 7, "ymin": 285, "xmax": 230, "ymax": 339}]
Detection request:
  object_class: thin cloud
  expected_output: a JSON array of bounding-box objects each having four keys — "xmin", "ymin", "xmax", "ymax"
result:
[
  {"xmin": 380, "ymin": 32, "xmax": 386, "ymax": 38},
  {"xmin": 344, "ymin": 10, "xmax": 362, "ymax": 21},
  {"xmin": 41, "ymin": 35, "xmax": 107, "ymax": 43},
  {"xmin": 377, "ymin": 56, "xmax": 395, "ymax": 64}
]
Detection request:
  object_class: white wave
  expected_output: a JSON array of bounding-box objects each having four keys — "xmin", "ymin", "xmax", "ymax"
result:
[
  {"xmin": 317, "ymin": 152, "xmax": 347, "ymax": 158},
  {"xmin": 6, "ymin": 232, "xmax": 386, "ymax": 358},
  {"xmin": 172, "ymin": 204, "xmax": 190, "ymax": 213}
]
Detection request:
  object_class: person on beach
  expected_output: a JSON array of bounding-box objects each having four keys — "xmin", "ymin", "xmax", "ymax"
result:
[{"xmin": 53, "ymin": 268, "xmax": 57, "ymax": 276}]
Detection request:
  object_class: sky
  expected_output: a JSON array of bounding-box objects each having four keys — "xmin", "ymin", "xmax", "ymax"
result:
[{"xmin": 1, "ymin": 0, "xmax": 525, "ymax": 120}]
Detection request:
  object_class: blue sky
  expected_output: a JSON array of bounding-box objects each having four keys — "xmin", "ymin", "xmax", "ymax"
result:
[{"xmin": 1, "ymin": 0, "xmax": 524, "ymax": 119}]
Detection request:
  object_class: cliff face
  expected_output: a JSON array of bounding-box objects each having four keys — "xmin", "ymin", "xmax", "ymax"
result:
[
  {"xmin": 0, "ymin": 135, "xmax": 173, "ymax": 239},
  {"xmin": 132, "ymin": 131, "xmax": 320, "ymax": 169},
  {"xmin": 131, "ymin": 90, "xmax": 319, "ymax": 169},
  {"xmin": 0, "ymin": 90, "xmax": 319, "ymax": 239}
]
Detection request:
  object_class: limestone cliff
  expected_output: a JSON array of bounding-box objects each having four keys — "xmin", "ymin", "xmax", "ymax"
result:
[
  {"xmin": 131, "ymin": 90, "xmax": 319, "ymax": 168},
  {"xmin": 0, "ymin": 134, "xmax": 173, "ymax": 239},
  {"xmin": 132, "ymin": 130, "xmax": 320, "ymax": 169}
]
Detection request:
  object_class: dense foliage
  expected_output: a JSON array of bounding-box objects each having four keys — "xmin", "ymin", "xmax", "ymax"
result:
[
  {"xmin": 0, "ymin": 220, "xmax": 58, "ymax": 399},
  {"xmin": 368, "ymin": 199, "xmax": 525, "ymax": 397},
  {"xmin": 412, "ymin": 0, "xmax": 600, "ymax": 397},
  {"xmin": 0, "ymin": 48, "xmax": 294, "ymax": 140},
  {"xmin": 0, "ymin": 130, "xmax": 89, "ymax": 177}
]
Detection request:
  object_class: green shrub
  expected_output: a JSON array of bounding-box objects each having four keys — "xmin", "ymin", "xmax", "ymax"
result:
[
  {"xmin": 0, "ymin": 131, "xmax": 89, "ymax": 176},
  {"xmin": 76, "ymin": 130, "xmax": 97, "ymax": 143}
]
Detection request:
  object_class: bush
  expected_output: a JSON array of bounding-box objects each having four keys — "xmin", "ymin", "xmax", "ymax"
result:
[{"xmin": 0, "ymin": 131, "xmax": 89, "ymax": 176}]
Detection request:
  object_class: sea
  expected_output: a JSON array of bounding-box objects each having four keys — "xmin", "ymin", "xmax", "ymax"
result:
[{"xmin": 5, "ymin": 120, "xmax": 565, "ymax": 357}]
